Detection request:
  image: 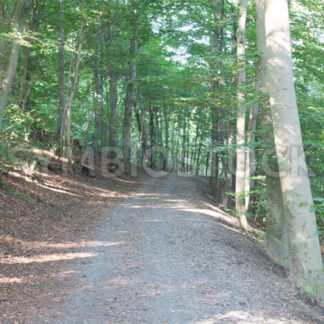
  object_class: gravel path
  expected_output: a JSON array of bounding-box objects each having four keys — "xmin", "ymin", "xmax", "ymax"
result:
[{"xmin": 27, "ymin": 175, "xmax": 323, "ymax": 324}]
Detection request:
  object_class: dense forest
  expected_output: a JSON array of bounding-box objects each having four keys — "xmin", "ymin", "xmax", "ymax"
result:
[{"xmin": 0, "ymin": 0, "xmax": 323, "ymax": 301}]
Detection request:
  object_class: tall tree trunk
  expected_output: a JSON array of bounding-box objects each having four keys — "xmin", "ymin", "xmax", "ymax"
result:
[
  {"xmin": 156, "ymin": 113, "xmax": 163, "ymax": 169},
  {"xmin": 244, "ymin": 102, "xmax": 258, "ymax": 210},
  {"xmin": 105, "ymin": 18, "xmax": 120, "ymax": 161},
  {"xmin": 170, "ymin": 128, "xmax": 176, "ymax": 172},
  {"xmin": 210, "ymin": 0, "xmax": 225, "ymax": 199},
  {"xmin": 223, "ymin": 118, "xmax": 234, "ymax": 207},
  {"xmin": 186, "ymin": 119, "xmax": 190, "ymax": 174},
  {"xmin": 58, "ymin": 0, "xmax": 66, "ymax": 149},
  {"xmin": 256, "ymin": 0, "xmax": 289, "ymax": 269},
  {"xmin": 141, "ymin": 98, "xmax": 149, "ymax": 167},
  {"xmin": 108, "ymin": 72, "xmax": 119, "ymax": 151},
  {"xmin": 148, "ymin": 105, "xmax": 156, "ymax": 169},
  {"xmin": 235, "ymin": 0, "xmax": 249, "ymax": 231},
  {"xmin": 206, "ymin": 151, "xmax": 210, "ymax": 176},
  {"xmin": 134, "ymin": 101, "xmax": 147, "ymax": 168},
  {"xmin": 0, "ymin": 0, "xmax": 26, "ymax": 128},
  {"xmin": 209, "ymin": 0, "xmax": 218, "ymax": 192},
  {"xmin": 181, "ymin": 118, "xmax": 186, "ymax": 173},
  {"xmin": 175, "ymin": 134, "xmax": 180, "ymax": 174},
  {"xmin": 210, "ymin": 107, "xmax": 218, "ymax": 194},
  {"xmin": 93, "ymin": 33, "xmax": 103, "ymax": 161},
  {"xmin": 163, "ymin": 107, "xmax": 169, "ymax": 171},
  {"xmin": 18, "ymin": 0, "xmax": 39, "ymax": 109},
  {"xmin": 196, "ymin": 142, "xmax": 202, "ymax": 175},
  {"xmin": 122, "ymin": 2, "xmax": 137, "ymax": 175},
  {"xmin": 64, "ymin": 0, "xmax": 84, "ymax": 163},
  {"xmin": 265, "ymin": 0, "xmax": 323, "ymax": 298}
]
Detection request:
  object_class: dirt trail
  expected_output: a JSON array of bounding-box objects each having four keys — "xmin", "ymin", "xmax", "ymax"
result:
[{"xmin": 24, "ymin": 175, "xmax": 323, "ymax": 324}]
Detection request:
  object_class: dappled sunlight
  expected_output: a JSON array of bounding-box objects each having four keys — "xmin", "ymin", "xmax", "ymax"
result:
[
  {"xmin": 164, "ymin": 198, "xmax": 188, "ymax": 204},
  {"xmin": 181, "ymin": 208, "xmax": 240, "ymax": 228},
  {"xmin": 0, "ymin": 236, "xmax": 125, "ymax": 251},
  {"xmin": 0, "ymin": 277, "xmax": 27, "ymax": 284},
  {"xmin": 0, "ymin": 252, "xmax": 98, "ymax": 264},
  {"xmin": 35, "ymin": 182, "xmax": 82, "ymax": 197},
  {"xmin": 194, "ymin": 311, "xmax": 288, "ymax": 324},
  {"xmin": 215, "ymin": 310, "xmax": 289, "ymax": 324},
  {"xmin": 0, "ymin": 270, "xmax": 77, "ymax": 284},
  {"xmin": 134, "ymin": 192, "xmax": 163, "ymax": 197},
  {"xmin": 44, "ymin": 241, "xmax": 125, "ymax": 249},
  {"xmin": 106, "ymin": 278, "xmax": 135, "ymax": 287}
]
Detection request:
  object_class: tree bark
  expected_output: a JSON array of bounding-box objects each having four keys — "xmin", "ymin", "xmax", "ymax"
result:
[
  {"xmin": 148, "ymin": 105, "xmax": 156, "ymax": 169},
  {"xmin": 122, "ymin": 1, "xmax": 137, "ymax": 175},
  {"xmin": 223, "ymin": 118, "xmax": 234, "ymax": 207},
  {"xmin": 134, "ymin": 101, "xmax": 147, "ymax": 168},
  {"xmin": 244, "ymin": 102, "xmax": 258, "ymax": 210},
  {"xmin": 163, "ymin": 107, "xmax": 169, "ymax": 171},
  {"xmin": 58, "ymin": 0, "xmax": 66, "ymax": 150},
  {"xmin": 265, "ymin": 0, "xmax": 323, "ymax": 297},
  {"xmin": 256, "ymin": 0, "xmax": 289, "ymax": 269},
  {"xmin": 18, "ymin": 0, "xmax": 39, "ymax": 109},
  {"xmin": 105, "ymin": 18, "xmax": 120, "ymax": 161},
  {"xmin": 108, "ymin": 71, "xmax": 119, "ymax": 148},
  {"xmin": 63, "ymin": 0, "xmax": 84, "ymax": 163},
  {"xmin": 235, "ymin": 0, "xmax": 249, "ymax": 231},
  {"xmin": 209, "ymin": 0, "xmax": 221, "ymax": 196},
  {"xmin": 196, "ymin": 142, "xmax": 202, "ymax": 175},
  {"xmin": 181, "ymin": 118, "xmax": 186, "ymax": 173},
  {"xmin": 206, "ymin": 151, "xmax": 210, "ymax": 176},
  {"xmin": 93, "ymin": 33, "xmax": 103, "ymax": 161},
  {"xmin": 210, "ymin": 107, "xmax": 218, "ymax": 194}
]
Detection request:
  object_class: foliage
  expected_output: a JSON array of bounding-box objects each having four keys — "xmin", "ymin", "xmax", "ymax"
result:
[{"xmin": 0, "ymin": 0, "xmax": 323, "ymax": 235}]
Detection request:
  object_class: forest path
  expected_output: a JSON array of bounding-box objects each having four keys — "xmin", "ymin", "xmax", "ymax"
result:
[{"xmin": 28, "ymin": 175, "xmax": 322, "ymax": 324}]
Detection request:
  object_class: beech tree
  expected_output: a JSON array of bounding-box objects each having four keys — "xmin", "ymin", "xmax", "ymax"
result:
[
  {"xmin": 235, "ymin": 0, "xmax": 248, "ymax": 231},
  {"xmin": 265, "ymin": 0, "xmax": 323, "ymax": 295},
  {"xmin": 256, "ymin": 0, "xmax": 289, "ymax": 269}
]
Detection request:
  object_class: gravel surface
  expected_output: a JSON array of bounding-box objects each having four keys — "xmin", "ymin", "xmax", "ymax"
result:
[{"xmin": 25, "ymin": 175, "xmax": 323, "ymax": 324}]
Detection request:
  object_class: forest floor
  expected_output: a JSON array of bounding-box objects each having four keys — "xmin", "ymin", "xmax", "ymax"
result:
[{"xmin": 0, "ymin": 161, "xmax": 323, "ymax": 323}]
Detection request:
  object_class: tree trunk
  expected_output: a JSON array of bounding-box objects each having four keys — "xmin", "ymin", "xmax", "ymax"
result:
[
  {"xmin": 122, "ymin": 9, "xmax": 137, "ymax": 176},
  {"xmin": 156, "ymin": 113, "xmax": 163, "ymax": 169},
  {"xmin": 148, "ymin": 105, "xmax": 156, "ymax": 169},
  {"xmin": 206, "ymin": 151, "xmax": 210, "ymax": 176},
  {"xmin": 18, "ymin": 0, "xmax": 39, "ymax": 109},
  {"xmin": 245, "ymin": 102, "xmax": 258, "ymax": 210},
  {"xmin": 134, "ymin": 101, "xmax": 147, "ymax": 168},
  {"xmin": 0, "ymin": 0, "xmax": 26, "ymax": 128},
  {"xmin": 105, "ymin": 18, "xmax": 120, "ymax": 161},
  {"xmin": 93, "ymin": 33, "xmax": 103, "ymax": 161},
  {"xmin": 265, "ymin": 0, "xmax": 323, "ymax": 298},
  {"xmin": 235, "ymin": 0, "xmax": 249, "ymax": 231},
  {"xmin": 196, "ymin": 142, "xmax": 202, "ymax": 175},
  {"xmin": 64, "ymin": 0, "xmax": 84, "ymax": 163},
  {"xmin": 141, "ymin": 99, "xmax": 149, "ymax": 167},
  {"xmin": 181, "ymin": 118, "xmax": 186, "ymax": 173},
  {"xmin": 108, "ymin": 72, "xmax": 119, "ymax": 150},
  {"xmin": 163, "ymin": 107, "xmax": 169, "ymax": 171},
  {"xmin": 210, "ymin": 107, "xmax": 218, "ymax": 195},
  {"xmin": 256, "ymin": 0, "xmax": 289, "ymax": 269},
  {"xmin": 223, "ymin": 118, "xmax": 234, "ymax": 207},
  {"xmin": 58, "ymin": 0, "xmax": 66, "ymax": 150}
]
